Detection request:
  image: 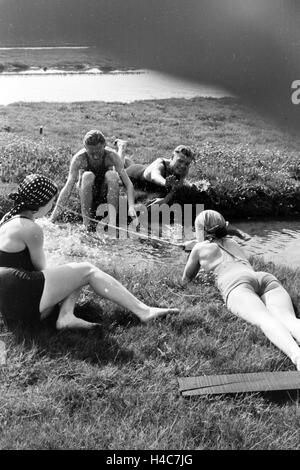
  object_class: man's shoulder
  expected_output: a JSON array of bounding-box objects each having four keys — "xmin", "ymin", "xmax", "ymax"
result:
[
  {"xmin": 105, "ymin": 146, "xmax": 119, "ymax": 158},
  {"xmin": 104, "ymin": 147, "xmax": 122, "ymax": 166},
  {"xmin": 71, "ymin": 148, "xmax": 88, "ymax": 167},
  {"xmin": 149, "ymin": 157, "xmax": 169, "ymax": 167}
]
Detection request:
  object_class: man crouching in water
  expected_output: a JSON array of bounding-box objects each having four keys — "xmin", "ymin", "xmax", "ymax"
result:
[{"xmin": 51, "ymin": 130, "xmax": 137, "ymax": 231}]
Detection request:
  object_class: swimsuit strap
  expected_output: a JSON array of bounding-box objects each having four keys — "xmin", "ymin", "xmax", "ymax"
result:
[
  {"xmin": 213, "ymin": 239, "xmax": 248, "ymax": 264},
  {"xmin": 0, "ymin": 214, "xmax": 33, "ymax": 228},
  {"xmin": 160, "ymin": 158, "xmax": 168, "ymax": 178}
]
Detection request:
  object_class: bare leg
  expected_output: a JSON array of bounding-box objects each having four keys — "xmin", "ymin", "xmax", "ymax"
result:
[
  {"xmin": 114, "ymin": 138, "xmax": 133, "ymax": 168},
  {"xmin": 87, "ymin": 268, "xmax": 179, "ymax": 322},
  {"xmin": 39, "ymin": 262, "xmax": 179, "ymax": 329},
  {"xmin": 56, "ymin": 288, "xmax": 98, "ymax": 330},
  {"xmin": 262, "ymin": 286, "xmax": 300, "ymax": 366},
  {"xmin": 105, "ymin": 170, "xmax": 120, "ymax": 226},
  {"xmin": 79, "ymin": 171, "xmax": 95, "ymax": 229},
  {"xmin": 227, "ymin": 285, "xmax": 300, "ymax": 369}
]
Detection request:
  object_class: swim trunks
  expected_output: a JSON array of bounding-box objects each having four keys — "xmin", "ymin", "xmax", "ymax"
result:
[{"xmin": 215, "ymin": 261, "xmax": 281, "ymax": 304}]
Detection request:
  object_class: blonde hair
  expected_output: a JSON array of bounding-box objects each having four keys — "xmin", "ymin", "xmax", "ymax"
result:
[{"xmin": 195, "ymin": 210, "xmax": 227, "ymax": 240}]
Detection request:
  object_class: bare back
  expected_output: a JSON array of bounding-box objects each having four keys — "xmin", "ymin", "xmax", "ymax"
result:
[
  {"xmin": 183, "ymin": 236, "xmax": 250, "ymax": 282},
  {"xmin": 0, "ymin": 217, "xmax": 33, "ymax": 252},
  {"xmin": 197, "ymin": 238, "xmax": 250, "ymax": 272}
]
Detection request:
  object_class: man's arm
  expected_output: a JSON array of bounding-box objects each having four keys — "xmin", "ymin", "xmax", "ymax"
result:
[
  {"xmin": 50, "ymin": 154, "xmax": 82, "ymax": 222},
  {"xmin": 182, "ymin": 244, "xmax": 201, "ymax": 283},
  {"xmin": 112, "ymin": 153, "xmax": 136, "ymax": 217},
  {"xmin": 144, "ymin": 160, "xmax": 167, "ymax": 187}
]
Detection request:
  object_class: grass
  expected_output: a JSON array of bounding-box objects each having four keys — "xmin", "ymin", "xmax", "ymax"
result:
[
  {"xmin": 0, "ymin": 97, "xmax": 300, "ymax": 219},
  {"xmin": 1, "ymin": 249, "xmax": 300, "ymax": 450},
  {"xmin": 0, "ymin": 97, "xmax": 300, "ymax": 449}
]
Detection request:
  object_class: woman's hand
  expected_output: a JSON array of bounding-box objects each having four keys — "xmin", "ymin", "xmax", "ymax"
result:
[{"xmin": 182, "ymin": 239, "xmax": 198, "ymax": 251}]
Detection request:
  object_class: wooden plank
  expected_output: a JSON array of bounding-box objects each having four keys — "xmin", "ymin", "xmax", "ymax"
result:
[{"xmin": 178, "ymin": 371, "xmax": 300, "ymax": 396}]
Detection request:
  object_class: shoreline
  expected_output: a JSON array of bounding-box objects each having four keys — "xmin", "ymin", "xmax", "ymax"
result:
[{"xmin": 0, "ymin": 46, "xmax": 134, "ymax": 74}]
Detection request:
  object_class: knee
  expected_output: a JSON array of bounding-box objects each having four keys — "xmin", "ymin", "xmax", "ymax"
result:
[
  {"xmin": 105, "ymin": 170, "xmax": 119, "ymax": 185},
  {"xmin": 77, "ymin": 261, "xmax": 98, "ymax": 283},
  {"xmin": 81, "ymin": 171, "xmax": 95, "ymax": 188},
  {"xmin": 124, "ymin": 156, "xmax": 134, "ymax": 169}
]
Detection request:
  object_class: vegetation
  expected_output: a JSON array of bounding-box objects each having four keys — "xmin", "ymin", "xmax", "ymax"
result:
[
  {"xmin": 0, "ymin": 97, "xmax": 300, "ymax": 219},
  {"xmin": 0, "ymin": 97, "xmax": 300, "ymax": 449},
  {"xmin": 0, "ymin": 240, "xmax": 300, "ymax": 450}
]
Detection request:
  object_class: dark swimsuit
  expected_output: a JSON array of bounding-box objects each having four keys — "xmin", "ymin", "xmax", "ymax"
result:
[
  {"xmin": 125, "ymin": 158, "xmax": 170, "ymax": 196},
  {"xmin": 0, "ymin": 216, "xmax": 45, "ymax": 328},
  {"xmin": 83, "ymin": 151, "xmax": 112, "ymax": 216}
]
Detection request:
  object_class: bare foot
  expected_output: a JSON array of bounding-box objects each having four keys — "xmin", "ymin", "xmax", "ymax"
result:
[
  {"xmin": 295, "ymin": 356, "xmax": 300, "ymax": 371},
  {"xmin": 114, "ymin": 138, "xmax": 128, "ymax": 152},
  {"xmin": 139, "ymin": 307, "xmax": 179, "ymax": 323},
  {"xmin": 56, "ymin": 313, "xmax": 98, "ymax": 330}
]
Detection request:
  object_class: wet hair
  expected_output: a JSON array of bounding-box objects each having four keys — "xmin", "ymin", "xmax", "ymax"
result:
[
  {"xmin": 195, "ymin": 209, "xmax": 228, "ymax": 239},
  {"xmin": 1, "ymin": 174, "xmax": 58, "ymax": 223},
  {"xmin": 173, "ymin": 145, "xmax": 195, "ymax": 161},
  {"xmin": 83, "ymin": 129, "xmax": 106, "ymax": 146}
]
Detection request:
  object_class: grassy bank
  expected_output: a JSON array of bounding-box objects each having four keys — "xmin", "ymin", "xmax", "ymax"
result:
[
  {"xmin": 1, "ymin": 98, "xmax": 300, "ymax": 449},
  {"xmin": 0, "ymin": 97, "xmax": 300, "ymax": 219},
  {"xmin": 0, "ymin": 247, "xmax": 300, "ymax": 450}
]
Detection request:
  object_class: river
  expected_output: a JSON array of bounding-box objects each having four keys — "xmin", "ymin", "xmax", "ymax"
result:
[{"xmin": 0, "ymin": 68, "xmax": 232, "ymax": 105}]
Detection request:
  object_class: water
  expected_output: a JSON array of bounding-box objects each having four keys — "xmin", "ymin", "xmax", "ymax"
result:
[
  {"xmin": 39, "ymin": 218, "xmax": 300, "ymax": 271},
  {"xmin": 0, "ymin": 69, "xmax": 232, "ymax": 105},
  {"xmin": 1, "ymin": 47, "xmax": 298, "ymax": 269}
]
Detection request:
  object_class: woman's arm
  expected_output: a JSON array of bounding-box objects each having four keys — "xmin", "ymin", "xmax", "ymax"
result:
[
  {"xmin": 182, "ymin": 244, "xmax": 201, "ymax": 283},
  {"xmin": 23, "ymin": 223, "xmax": 46, "ymax": 271},
  {"xmin": 226, "ymin": 223, "xmax": 251, "ymax": 241}
]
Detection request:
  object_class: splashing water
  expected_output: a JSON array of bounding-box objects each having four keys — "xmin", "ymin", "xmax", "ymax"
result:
[{"xmin": 38, "ymin": 217, "xmax": 300, "ymax": 272}]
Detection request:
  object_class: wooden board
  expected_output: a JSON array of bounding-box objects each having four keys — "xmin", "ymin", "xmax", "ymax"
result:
[{"xmin": 178, "ymin": 371, "xmax": 300, "ymax": 396}]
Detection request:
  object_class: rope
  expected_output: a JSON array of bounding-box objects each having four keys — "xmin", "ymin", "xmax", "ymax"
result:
[{"xmin": 56, "ymin": 203, "xmax": 185, "ymax": 248}]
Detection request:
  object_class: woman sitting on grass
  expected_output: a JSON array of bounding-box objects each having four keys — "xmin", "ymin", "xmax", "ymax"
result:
[
  {"xmin": 0, "ymin": 174, "xmax": 178, "ymax": 330},
  {"xmin": 182, "ymin": 209, "xmax": 300, "ymax": 370}
]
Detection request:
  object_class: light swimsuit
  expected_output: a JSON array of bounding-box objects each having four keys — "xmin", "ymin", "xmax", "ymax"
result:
[{"xmin": 212, "ymin": 240, "xmax": 280, "ymax": 304}]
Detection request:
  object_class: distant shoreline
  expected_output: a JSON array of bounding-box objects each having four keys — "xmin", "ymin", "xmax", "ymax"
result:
[{"xmin": 0, "ymin": 45, "xmax": 133, "ymax": 73}]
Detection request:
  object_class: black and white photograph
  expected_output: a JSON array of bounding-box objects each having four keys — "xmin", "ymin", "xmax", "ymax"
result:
[{"xmin": 0, "ymin": 0, "xmax": 300, "ymax": 453}]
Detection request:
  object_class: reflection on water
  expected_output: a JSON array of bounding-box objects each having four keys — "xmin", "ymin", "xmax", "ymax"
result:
[
  {"xmin": 0, "ymin": 69, "xmax": 232, "ymax": 105},
  {"xmin": 40, "ymin": 218, "xmax": 300, "ymax": 271},
  {"xmin": 234, "ymin": 220, "xmax": 300, "ymax": 268}
]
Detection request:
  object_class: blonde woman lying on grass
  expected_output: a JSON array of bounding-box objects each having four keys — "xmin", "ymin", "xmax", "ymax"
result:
[
  {"xmin": 0, "ymin": 174, "xmax": 178, "ymax": 331},
  {"xmin": 182, "ymin": 209, "xmax": 300, "ymax": 370}
]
